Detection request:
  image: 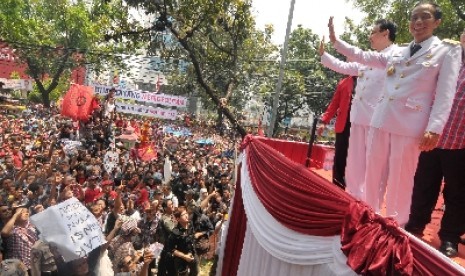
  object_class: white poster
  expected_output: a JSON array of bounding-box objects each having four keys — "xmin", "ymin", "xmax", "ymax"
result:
[
  {"xmin": 0, "ymin": 78, "xmax": 33, "ymax": 91},
  {"xmin": 115, "ymin": 102, "xmax": 178, "ymax": 120},
  {"xmin": 103, "ymin": 151, "xmax": 119, "ymax": 173},
  {"xmin": 30, "ymin": 198, "xmax": 106, "ymax": 262},
  {"xmin": 93, "ymin": 85, "xmax": 187, "ymax": 107}
]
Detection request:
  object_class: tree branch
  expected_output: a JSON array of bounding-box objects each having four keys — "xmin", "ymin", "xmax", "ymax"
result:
[
  {"xmin": 207, "ymin": 35, "xmax": 233, "ymax": 56},
  {"xmin": 48, "ymin": 51, "xmax": 71, "ymax": 92},
  {"xmin": 170, "ymin": 27, "xmax": 246, "ymax": 138}
]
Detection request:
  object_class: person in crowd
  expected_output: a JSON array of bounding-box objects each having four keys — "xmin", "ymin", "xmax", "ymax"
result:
[
  {"xmin": 162, "ymin": 185, "xmax": 179, "ymax": 209},
  {"xmin": 0, "ymin": 94, "xmax": 238, "ymax": 276},
  {"xmin": 1, "ymin": 207, "xmax": 39, "ymax": 272},
  {"xmin": 165, "ymin": 207, "xmax": 199, "ymax": 276},
  {"xmin": 188, "ymin": 205, "xmax": 214, "ymax": 257},
  {"xmin": 115, "ymin": 249, "xmax": 155, "ymax": 276},
  {"xmin": 184, "ymin": 189, "xmax": 197, "ymax": 212},
  {"xmin": 84, "ymin": 176, "xmax": 102, "ymax": 205},
  {"xmin": 109, "ymin": 219, "xmax": 141, "ymax": 273},
  {"xmin": 0, "ymin": 258, "xmax": 29, "ymax": 276},
  {"xmin": 30, "ymin": 239, "xmax": 61, "ymax": 276},
  {"xmin": 318, "ymin": 75, "xmax": 357, "ymax": 188},
  {"xmin": 328, "ymin": 1, "xmax": 462, "ymax": 225},
  {"xmin": 405, "ymin": 28, "xmax": 465, "ymax": 257},
  {"xmin": 319, "ymin": 18, "xmax": 398, "ymax": 200},
  {"xmin": 156, "ymin": 199, "xmax": 176, "ymax": 276},
  {"xmin": 0, "ymin": 204, "xmax": 12, "ymax": 231},
  {"xmin": 209, "ymin": 209, "xmax": 229, "ymax": 276}
]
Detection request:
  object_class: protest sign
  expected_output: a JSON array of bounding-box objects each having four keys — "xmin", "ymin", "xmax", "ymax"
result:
[
  {"xmin": 30, "ymin": 197, "xmax": 105, "ymax": 262},
  {"xmin": 103, "ymin": 151, "xmax": 119, "ymax": 173}
]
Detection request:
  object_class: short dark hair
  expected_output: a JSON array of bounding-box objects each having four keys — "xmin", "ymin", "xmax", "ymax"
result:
[
  {"xmin": 375, "ymin": 19, "xmax": 397, "ymax": 42},
  {"xmin": 173, "ymin": 206, "xmax": 186, "ymax": 219},
  {"xmin": 414, "ymin": 1, "xmax": 442, "ymax": 20}
]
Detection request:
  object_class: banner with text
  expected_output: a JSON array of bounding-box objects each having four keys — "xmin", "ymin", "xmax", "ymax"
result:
[
  {"xmin": 115, "ymin": 102, "xmax": 178, "ymax": 120},
  {"xmin": 30, "ymin": 197, "xmax": 105, "ymax": 262},
  {"xmin": 0, "ymin": 78, "xmax": 33, "ymax": 91},
  {"xmin": 93, "ymin": 85, "xmax": 187, "ymax": 107}
]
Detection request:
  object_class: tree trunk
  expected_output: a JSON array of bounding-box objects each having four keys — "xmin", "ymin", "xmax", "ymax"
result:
[
  {"xmin": 40, "ymin": 87, "xmax": 51, "ymax": 108},
  {"xmin": 217, "ymin": 107, "xmax": 224, "ymax": 136}
]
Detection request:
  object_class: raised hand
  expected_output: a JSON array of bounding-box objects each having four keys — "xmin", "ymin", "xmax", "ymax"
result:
[
  {"xmin": 319, "ymin": 36, "xmax": 326, "ymax": 56},
  {"xmin": 328, "ymin": 16, "xmax": 336, "ymax": 44}
]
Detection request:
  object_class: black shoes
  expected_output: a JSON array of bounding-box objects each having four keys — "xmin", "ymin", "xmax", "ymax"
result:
[{"xmin": 439, "ymin": 241, "xmax": 459, "ymax": 258}]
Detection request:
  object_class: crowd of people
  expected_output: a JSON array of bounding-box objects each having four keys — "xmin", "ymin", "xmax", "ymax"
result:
[
  {"xmin": 0, "ymin": 98, "xmax": 239, "ymax": 275},
  {"xmin": 319, "ymin": 1, "xmax": 465, "ymax": 258}
]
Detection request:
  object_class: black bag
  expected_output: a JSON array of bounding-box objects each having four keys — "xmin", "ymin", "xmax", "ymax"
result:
[{"xmin": 195, "ymin": 235, "xmax": 210, "ymax": 255}]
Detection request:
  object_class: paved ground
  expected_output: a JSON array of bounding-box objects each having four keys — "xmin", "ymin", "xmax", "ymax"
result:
[{"xmin": 311, "ymin": 168, "xmax": 465, "ymax": 267}]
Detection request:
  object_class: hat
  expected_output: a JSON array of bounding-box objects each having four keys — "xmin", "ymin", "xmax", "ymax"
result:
[
  {"xmin": 120, "ymin": 219, "xmax": 140, "ymax": 236},
  {"xmin": 200, "ymin": 188, "xmax": 208, "ymax": 194},
  {"xmin": 0, "ymin": 259, "xmax": 28, "ymax": 276}
]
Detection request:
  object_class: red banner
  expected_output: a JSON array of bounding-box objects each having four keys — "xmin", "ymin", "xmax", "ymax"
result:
[{"xmin": 61, "ymin": 84, "xmax": 95, "ymax": 121}]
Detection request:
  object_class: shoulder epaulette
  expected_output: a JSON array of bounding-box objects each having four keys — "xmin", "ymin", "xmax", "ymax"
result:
[{"xmin": 443, "ymin": 39, "xmax": 460, "ymax": 46}]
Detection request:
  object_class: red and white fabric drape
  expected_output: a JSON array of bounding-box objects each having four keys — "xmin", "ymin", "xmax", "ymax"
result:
[{"xmin": 218, "ymin": 135, "xmax": 465, "ymax": 276}]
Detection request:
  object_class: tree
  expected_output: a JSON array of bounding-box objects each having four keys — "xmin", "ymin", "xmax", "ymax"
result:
[
  {"xmin": 257, "ymin": 25, "xmax": 344, "ymax": 136},
  {"xmin": 123, "ymin": 0, "xmax": 279, "ymax": 137},
  {"xmin": 0, "ymin": 0, "xmax": 137, "ymax": 107},
  {"xmin": 348, "ymin": 0, "xmax": 465, "ymax": 42}
]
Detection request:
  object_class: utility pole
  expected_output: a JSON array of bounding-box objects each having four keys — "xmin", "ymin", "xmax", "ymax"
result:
[{"xmin": 267, "ymin": 0, "xmax": 296, "ymax": 137}]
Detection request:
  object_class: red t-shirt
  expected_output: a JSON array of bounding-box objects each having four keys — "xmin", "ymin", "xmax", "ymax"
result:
[{"xmin": 84, "ymin": 187, "xmax": 102, "ymax": 204}]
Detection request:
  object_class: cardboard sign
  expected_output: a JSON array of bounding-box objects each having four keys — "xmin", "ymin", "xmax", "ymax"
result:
[{"xmin": 30, "ymin": 198, "xmax": 105, "ymax": 262}]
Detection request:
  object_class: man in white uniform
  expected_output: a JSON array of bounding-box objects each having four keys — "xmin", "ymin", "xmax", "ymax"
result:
[
  {"xmin": 328, "ymin": 1, "xmax": 462, "ymax": 226},
  {"xmin": 319, "ymin": 19, "xmax": 398, "ymax": 203}
]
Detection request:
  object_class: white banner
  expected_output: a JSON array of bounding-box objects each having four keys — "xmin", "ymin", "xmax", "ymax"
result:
[
  {"xmin": 115, "ymin": 102, "xmax": 178, "ymax": 120},
  {"xmin": 93, "ymin": 85, "xmax": 187, "ymax": 107},
  {"xmin": 30, "ymin": 198, "xmax": 106, "ymax": 262},
  {"xmin": 0, "ymin": 78, "xmax": 33, "ymax": 91}
]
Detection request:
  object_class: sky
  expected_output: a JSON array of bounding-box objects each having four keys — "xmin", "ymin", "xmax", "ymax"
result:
[{"xmin": 252, "ymin": 0, "xmax": 367, "ymax": 45}]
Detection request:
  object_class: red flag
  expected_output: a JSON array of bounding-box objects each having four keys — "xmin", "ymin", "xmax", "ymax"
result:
[
  {"xmin": 137, "ymin": 143, "xmax": 158, "ymax": 162},
  {"xmin": 61, "ymin": 84, "xmax": 94, "ymax": 121}
]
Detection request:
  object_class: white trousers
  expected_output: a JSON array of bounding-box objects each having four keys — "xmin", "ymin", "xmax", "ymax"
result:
[
  {"xmin": 364, "ymin": 128, "xmax": 421, "ymax": 226},
  {"xmin": 345, "ymin": 124, "xmax": 370, "ymax": 201}
]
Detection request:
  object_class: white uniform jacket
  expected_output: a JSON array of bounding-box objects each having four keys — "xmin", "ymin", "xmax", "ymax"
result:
[
  {"xmin": 334, "ymin": 36, "xmax": 462, "ymax": 138},
  {"xmin": 321, "ymin": 44, "xmax": 398, "ymax": 127}
]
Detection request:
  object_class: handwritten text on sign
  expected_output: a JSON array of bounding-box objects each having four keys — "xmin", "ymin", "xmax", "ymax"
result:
[{"xmin": 30, "ymin": 197, "xmax": 105, "ymax": 262}]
